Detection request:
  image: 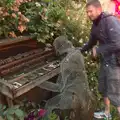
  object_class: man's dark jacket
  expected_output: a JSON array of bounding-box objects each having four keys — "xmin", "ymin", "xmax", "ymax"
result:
[{"xmin": 81, "ymin": 12, "xmax": 120, "ymax": 55}]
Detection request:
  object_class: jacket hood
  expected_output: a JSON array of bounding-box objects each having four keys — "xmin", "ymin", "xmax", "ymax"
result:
[{"xmin": 93, "ymin": 12, "xmax": 113, "ymax": 25}]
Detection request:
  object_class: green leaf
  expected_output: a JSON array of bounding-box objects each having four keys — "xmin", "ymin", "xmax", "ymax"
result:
[
  {"xmin": 6, "ymin": 115, "xmax": 14, "ymax": 120},
  {"xmin": 6, "ymin": 108, "xmax": 15, "ymax": 115},
  {"xmin": 14, "ymin": 109, "xmax": 24, "ymax": 117},
  {"xmin": 13, "ymin": 105, "xmax": 20, "ymax": 109},
  {"xmin": 37, "ymin": 37, "xmax": 46, "ymax": 43},
  {"xmin": 0, "ymin": 104, "xmax": 2, "ymax": 110},
  {"xmin": 48, "ymin": 112, "xmax": 58, "ymax": 120},
  {"xmin": 3, "ymin": 110, "xmax": 7, "ymax": 116},
  {"xmin": 3, "ymin": 105, "xmax": 6, "ymax": 110}
]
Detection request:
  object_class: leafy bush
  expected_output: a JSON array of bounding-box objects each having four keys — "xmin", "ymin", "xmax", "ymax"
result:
[
  {"xmin": 0, "ymin": 0, "xmax": 30, "ymax": 38},
  {"xmin": 0, "ymin": 104, "xmax": 25, "ymax": 120}
]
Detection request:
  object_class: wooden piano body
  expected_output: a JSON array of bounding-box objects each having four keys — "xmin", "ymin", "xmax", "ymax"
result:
[{"xmin": 0, "ymin": 36, "xmax": 60, "ymax": 106}]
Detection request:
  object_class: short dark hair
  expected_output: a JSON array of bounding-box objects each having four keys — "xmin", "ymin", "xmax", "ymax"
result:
[{"xmin": 86, "ymin": 0, "xmax": 102, "ymax": 8}]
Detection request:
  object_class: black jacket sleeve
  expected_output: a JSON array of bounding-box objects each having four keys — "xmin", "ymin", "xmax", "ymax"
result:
[
  {"xmin": 81, "ymin": 28, "xmax": 97, "ymax": 53},
  {"xmin": 97, "ymin": 16, "xmax": 120, "ymax": 54}
]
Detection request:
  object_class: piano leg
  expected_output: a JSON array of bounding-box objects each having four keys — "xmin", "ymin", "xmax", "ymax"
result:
[{"xmin": 6, "ymin": 97, "xmax": 13, "ymax": 107}]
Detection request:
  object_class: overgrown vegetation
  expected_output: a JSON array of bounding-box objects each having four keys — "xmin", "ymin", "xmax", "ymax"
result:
[
  {"xmin": 0, "ymin": 104, "xmax": 25, "ymax": 120},
  {"xmin": 0, "ymin": 101, "xmax": 66, "ymax": 120}
]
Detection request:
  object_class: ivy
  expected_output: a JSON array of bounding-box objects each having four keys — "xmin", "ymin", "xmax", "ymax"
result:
[{"xmin": 0, "ymin": 105, "xmax": 25, "ymax": 120}]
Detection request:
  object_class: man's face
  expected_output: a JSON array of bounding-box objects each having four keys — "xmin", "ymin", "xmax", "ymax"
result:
[{"xmin": 86, "ymin": 5, "xmax": 102, "ymax": 21}]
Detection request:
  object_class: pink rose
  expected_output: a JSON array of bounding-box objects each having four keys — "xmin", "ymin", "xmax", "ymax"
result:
[{"xmin": 38, "ymin": 109, "xmax": 47, "ymax": 117}]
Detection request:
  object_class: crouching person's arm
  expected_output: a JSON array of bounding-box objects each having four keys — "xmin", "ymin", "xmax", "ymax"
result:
[{"xmin": 38, "ymin": 81, "xmax": 60, "ymax": 92}]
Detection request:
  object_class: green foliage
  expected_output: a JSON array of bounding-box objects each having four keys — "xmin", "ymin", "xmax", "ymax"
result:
[
  {"xmin": 6, "ymin": 0, "xmax": 15, "ymax": 7},
  {"xmin": 0, "ymin": 0, "xmax": 15, "ymax": 7},
  {"xmin": 18, "ymin": 0, "xmax": 90, "ymax": 45},
  {"xmin": 0, "ymin": 104, "xmax": 25, "ymax": 120},
  {"xmin": 0, "ymin": 15, "xmax": 18, "ymax": 37},
  {"xmin": 0, "ymin": 0, "xmax": 90, "ymax": 44},
  {"xmin": 19, "ymin": 1, "xmax": 60, "ymax": 43},
  {"xmin": 48, "ymin": 112, "xmax": 58, "ymax": 120}
]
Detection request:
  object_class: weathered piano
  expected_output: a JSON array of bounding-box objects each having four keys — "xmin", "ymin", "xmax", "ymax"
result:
[{"xmin": 0, "ymin": 36, "xmax": 60, "ymax": 106}]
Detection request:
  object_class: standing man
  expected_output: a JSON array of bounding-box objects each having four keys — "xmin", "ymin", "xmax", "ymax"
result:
[{"xmin": 81, "ymin": 0, "xmax": 120, "ymax": 119}]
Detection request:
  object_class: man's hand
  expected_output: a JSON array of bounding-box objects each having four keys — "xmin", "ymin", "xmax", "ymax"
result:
[{"xmin": 92, "ymin": 46, "xmax": 97, "ymax": 58}]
